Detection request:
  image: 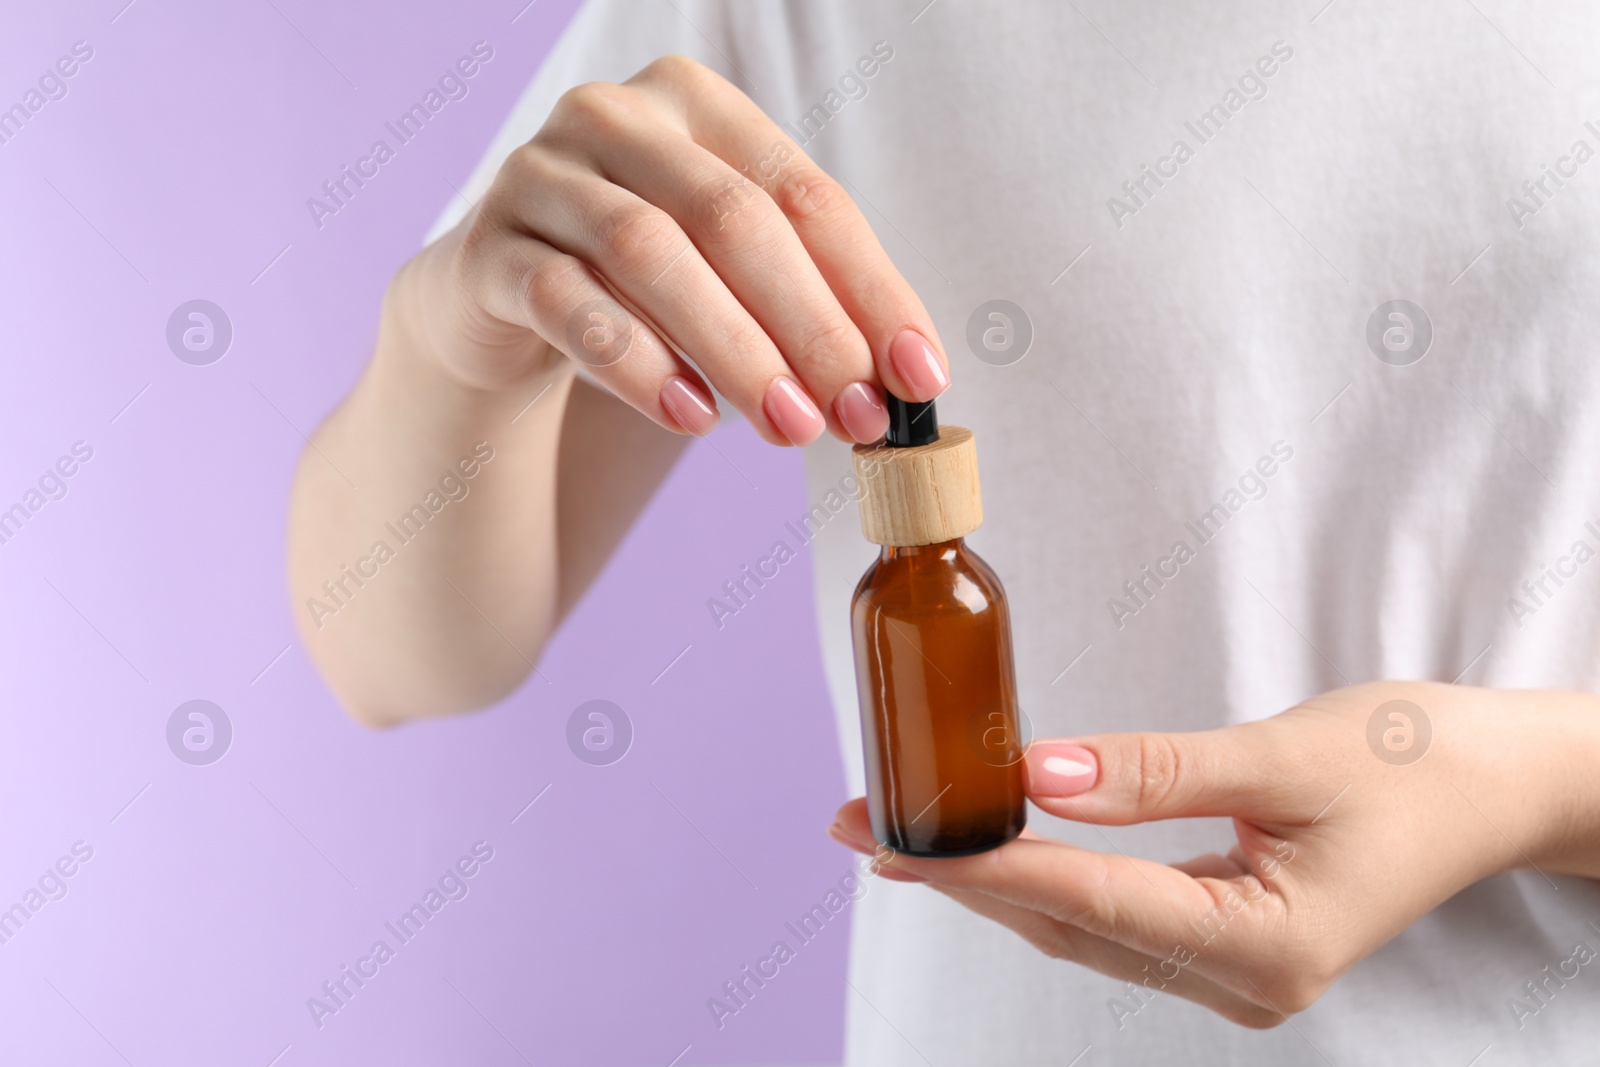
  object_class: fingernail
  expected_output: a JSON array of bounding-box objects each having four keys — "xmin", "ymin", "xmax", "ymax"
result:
[
  {"xmin": 888, "ymin": 329, "xmax": 949, "ymax": 400},
  {"xmin": 1025, "ymin": 743, "xmax": 1099, "ymax": 797},
  {"xmin": 833, "ymin": 381, "xmax": 889, "ymax": 443},
  {"xmin": 763, "ymin": 376, "xmax": 826, "ymax": 446},
  {"xmin": 660, "ymin": 376, "xmax": 719, "ymax": 436}
]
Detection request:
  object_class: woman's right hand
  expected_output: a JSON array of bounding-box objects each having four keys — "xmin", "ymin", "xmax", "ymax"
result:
[{"xmin": 393, "ymin": 53, "xmax": 951, "ymax": 447}]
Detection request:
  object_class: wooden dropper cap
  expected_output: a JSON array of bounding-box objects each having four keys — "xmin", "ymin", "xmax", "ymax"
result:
[{"xmin": 851, "ymin": 396, "xmax": 983, "ymax": 547}]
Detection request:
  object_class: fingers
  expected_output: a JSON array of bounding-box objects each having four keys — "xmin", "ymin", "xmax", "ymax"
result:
[
  {"xmin": 480, "ymin": 56, "xmax": 955, "ymax": 448},
  {"xmin": 652, "ymin": 59, "xmax": 952, "ymax": 407},
  {"xmin": 456, "ymin": 211, "xmax": 717, "ymax": 436},
  {"xmin": 471, "ymin": 54, "xmax": 953, "ymax": 447},
  {"xmin": 933, "ymin": 886, "xmax": 1284, "ymax": 1028},
  {"xmin": 577, "ymin": 129, "xmax": 888, "ymax": 439},
  {"xmin": 830, "ymin": 799, "xmax": 1281, "ymax": 968},
  {"xmin": 830, "ymin": 800, "xmax": 1301, "ymax": 1023},
  {"xmin": 1023, "ymin": 726, "xmax": 1280, "ymax": 825},
  {"xmin": 497, "ymin": 142, "xmax": 815, "ymax": 445}
]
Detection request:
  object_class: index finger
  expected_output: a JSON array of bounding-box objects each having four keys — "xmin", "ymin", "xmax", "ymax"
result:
[{"xmin": 631, "ymin": 57, "xmax": 953, "ymax": 406}]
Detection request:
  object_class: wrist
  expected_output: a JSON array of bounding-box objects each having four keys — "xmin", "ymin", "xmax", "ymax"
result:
[{"xmin": 1519, "ymin": 689, "xmax": 1600, "ymax": 880}]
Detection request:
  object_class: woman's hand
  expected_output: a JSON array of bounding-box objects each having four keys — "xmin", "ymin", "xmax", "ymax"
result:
[
  {"xmin": 293, "ymin": 54, "xmax": 949, "ymax": 723},
  {"xmin": 397, "ymin": 53, "xmax": 950, "ymax": 445},
  {"xmin": 829, "ymin": 681, "xmax": 1600, "ymax": 1028}
]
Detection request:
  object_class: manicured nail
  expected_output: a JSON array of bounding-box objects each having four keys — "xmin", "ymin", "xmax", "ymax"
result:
[
  {"xmin": 888, "ymin": 328, "xmax": 949, "ymax": 400},
  {"xmin": 1025, "ymin": 743, "xmax": 1099, "ymax": 797},
  {"xmin": 763, "ymin": 376, "xmax": 826, "ymax": 446},
  {"xmin": 833, "ymin": 381, "xmax": 889, "ymax": 443},
  {"xmin": 660, "ymin": 376, "xmax": 719, "ymax": 436}
]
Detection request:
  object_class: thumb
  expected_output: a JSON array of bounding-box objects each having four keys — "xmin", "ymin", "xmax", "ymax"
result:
[{"xmin": 1024, "ymin": 726, "xmax": 1273, "ymax": 825}]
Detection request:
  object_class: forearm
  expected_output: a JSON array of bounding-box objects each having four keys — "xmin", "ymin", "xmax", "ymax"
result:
[
  {"xmin": 288, "ymin": 272, "xmax": 573, "ymax": 725},
  {"xmin": 288, "ymin": 54, "xmax": 955, "ymax": 724},
  {"xmin": 1404, "ymin": 682, "xmax": 1600, "ymax": 885}
]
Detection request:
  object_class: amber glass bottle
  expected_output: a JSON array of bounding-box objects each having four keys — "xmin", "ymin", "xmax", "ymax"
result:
[{"xmin": 849, "ymin": 398, "xmax": 1026, "ymax": 857}]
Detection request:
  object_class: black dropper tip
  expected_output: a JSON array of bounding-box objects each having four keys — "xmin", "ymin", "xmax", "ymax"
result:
[{"xmin": 884, "ymin": 393, "xmax": 938, "ymax": 448}]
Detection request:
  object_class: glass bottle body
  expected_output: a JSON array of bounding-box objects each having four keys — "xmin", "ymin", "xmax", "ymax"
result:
[{"xmin": 850, "ymin": 538, "xmax": 1026, "ymax": 857}]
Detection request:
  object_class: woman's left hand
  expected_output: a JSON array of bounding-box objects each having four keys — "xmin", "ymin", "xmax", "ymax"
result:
[{"xmin": 829, "ymin": 681, "xmax": 1600, "ymax": 1028}]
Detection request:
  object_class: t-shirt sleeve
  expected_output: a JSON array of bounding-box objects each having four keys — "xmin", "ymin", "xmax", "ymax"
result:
[{"xmin": 423, "ymin": 0, "xmax": 760, "ymax": 245}]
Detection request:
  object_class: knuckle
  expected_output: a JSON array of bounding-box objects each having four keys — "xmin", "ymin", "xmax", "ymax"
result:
[
  {"xmin": 1135, "ymin": 734, "xmax": 1183, "ymax": 813},
  {"xmin": 455, "ymin": 211, "xmax": 499, "ymax": 268},
  {"xmin": 551, "ymin": 80, "xmax": 637, "ymax": 135},
  {"xmin": 453, "ymin": 212, "xmax": 516, "ymax": 291},
  {"xmin": 635, "ymin": 53, "xmax": 714, "ymax": 92},
  {"xmin": 480, "ymin": 146, "xmax": 550, "ymax": 219},
  {"xmin": 593, "ymin": 203, "xmax": 682, "ymax": 271},
  {"xmin": 722, "ymin": 317, "xmax": 771, "ymax": 362},
  {"xmin": 499, "ymin": 142, "xmax": 544, "ymax": 181},
  {"xmin": 790, "ymin": 317, "xmax": 861, "ymax": 374},
  {"xmin": 691, "ymin": 175, "xmax": 768, "ymax": 243},
  {"xmin": 768, "ymin": 166, "xmax": 847, "ymax": 226},
  {"xmin": 495, "ymin": 142, "xmax": 561, "ymax": 197},
  {"xmin": 523, "ymin": 255, "xmax": 587, "ymax": 314}
]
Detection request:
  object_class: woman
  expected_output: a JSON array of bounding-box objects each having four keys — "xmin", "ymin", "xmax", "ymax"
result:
[{"xmin": 289, "ymin": 1, "xmax": 1600, "ymax": 1062}]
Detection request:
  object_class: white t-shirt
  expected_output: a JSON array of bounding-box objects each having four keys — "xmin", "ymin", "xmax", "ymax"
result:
[{"xmin": 431, "ymin": 2, "xmax": 1600, "ymax": 1062}]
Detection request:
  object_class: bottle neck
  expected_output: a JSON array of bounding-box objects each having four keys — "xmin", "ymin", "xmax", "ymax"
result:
[{"xmin": 879, "ymin": 538, "xmax": 965, "ymax": 562}]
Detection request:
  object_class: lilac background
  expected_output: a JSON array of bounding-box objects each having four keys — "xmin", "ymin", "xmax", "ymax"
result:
[{"xmin": 0, "ymin": 2, "xmax": 854, "ymax": 1064}]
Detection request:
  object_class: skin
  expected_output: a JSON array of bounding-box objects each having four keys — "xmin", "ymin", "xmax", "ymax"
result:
[
  {"xmin": 287, "ymin": 55, "xmax": 951, "ymax": 724},
  {"xmin": 290, "ymin": 54, "xmax": 1600, "ymax": 1026},
  {"xmin": 830, "ymin": 681, "xmax": 1600, "ymax": 1027}
]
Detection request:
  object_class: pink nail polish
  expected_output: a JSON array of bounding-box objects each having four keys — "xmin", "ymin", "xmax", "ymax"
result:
[
  {"xmin": 888, "ymin": 329, "xmax": 950, "ymax": 400},
  {"xmin": 833, "ymin": 381, "xmax": 889, "ymax": 443},
  {"xmin": 660, "ymin": 376, "xmax": 719, "ymax": 436},
  {"xmin": 1025, "ymin": 743, "xmax": 1098, "ymax": 797},
  {"xmin": 763, "ymin": 376, "xmax": 826, "ymax": 446}
]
